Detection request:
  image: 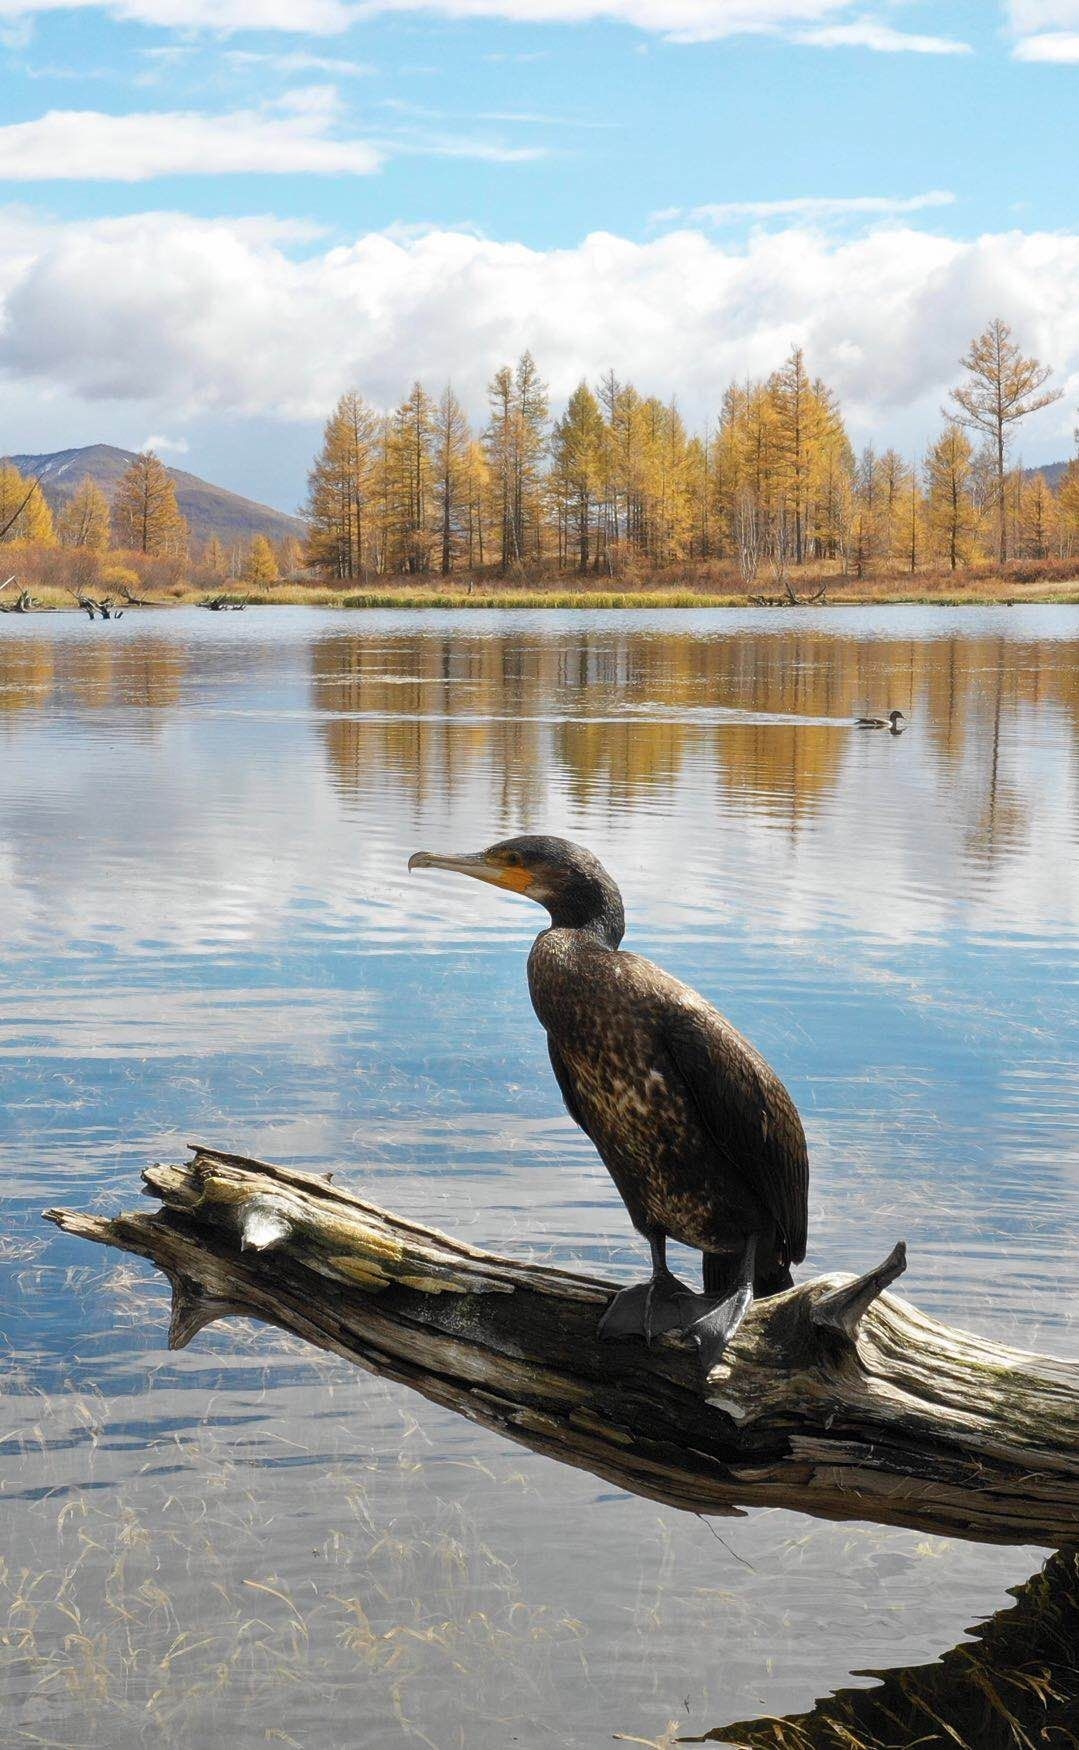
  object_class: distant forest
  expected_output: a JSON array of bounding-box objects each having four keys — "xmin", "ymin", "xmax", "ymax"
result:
[
  {"xmin": 1, "ymin": 318, "xmax": 1076, "ymax": 601},
  {"xmin": 305, "ymin": 319, "xmax": 1077, "ymax": 584}
]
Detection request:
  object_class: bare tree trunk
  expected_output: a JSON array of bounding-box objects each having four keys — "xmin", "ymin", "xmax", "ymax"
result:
[{"xmin": 45, "ymin": 1148, "xmax": 1079, "ymax": 1550}]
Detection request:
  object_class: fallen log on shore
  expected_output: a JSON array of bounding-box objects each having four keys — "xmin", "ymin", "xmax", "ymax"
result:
[{"xmin": 45, "ymin": 1146, "xmax": 1079, "ymax": 1549}]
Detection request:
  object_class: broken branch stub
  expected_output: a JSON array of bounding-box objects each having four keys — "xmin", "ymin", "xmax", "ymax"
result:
[{"xmin": 44, "ymin": 1146, "xmax": 1079, "ymax": 1548}]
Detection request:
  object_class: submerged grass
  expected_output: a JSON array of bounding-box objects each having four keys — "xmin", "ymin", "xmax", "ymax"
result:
[{"xmin": 0, "ymin": 1264, "xmax": 588, "ymax": 1749}]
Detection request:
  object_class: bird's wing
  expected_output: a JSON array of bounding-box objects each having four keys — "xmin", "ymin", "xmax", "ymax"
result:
[
  {"xmin": 661, "ymin": 1003, "xmax": 809, "ymax": 1264},
  {"xmin": 546, "ymin": 1036, "xmax": 593, "ymax": 1139}
]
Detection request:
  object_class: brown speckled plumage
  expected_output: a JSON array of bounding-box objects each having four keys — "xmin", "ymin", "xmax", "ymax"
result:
[
  {"xmin": 529, "ymin": 923, "xmax": 807, "ymax": 1278},
  {"xmin": 409, "ymin": 835, "xmax": 809, "ymax": 1296}
]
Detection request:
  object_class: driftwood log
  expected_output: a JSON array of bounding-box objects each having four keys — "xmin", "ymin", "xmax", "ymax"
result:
[
  {"xmin": 0, "ymin": 585, "xmax": 36, "ymax": 613},
  {"xmin": 45, "ymin": 1147, "xmax": 1079, "ymax": 1549}
]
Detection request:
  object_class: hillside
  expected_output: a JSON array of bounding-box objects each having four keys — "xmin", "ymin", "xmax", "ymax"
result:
[
  {"xmin": 6, "ymin": 444, "xmax": 306, "ymax": 552},
  {"xmin": 1029, "ymin": 460, "xmax": 1068, "ymax": 489}
]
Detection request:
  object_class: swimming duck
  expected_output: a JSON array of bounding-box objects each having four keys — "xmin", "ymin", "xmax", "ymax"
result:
[{"xmin": 855, "ymin": 710, "xmax": 905, "ymax": 732}]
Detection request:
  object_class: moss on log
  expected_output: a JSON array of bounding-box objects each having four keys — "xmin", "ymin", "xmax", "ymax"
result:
[{"xmin": 44, "ymin": 1146, "xmax": 1079, "ymax": 1549}]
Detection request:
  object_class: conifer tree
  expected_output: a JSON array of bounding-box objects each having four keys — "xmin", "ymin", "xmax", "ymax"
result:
[
  {"xmin": 948, "ymin": 319, "xmax": 1062, "ymax": 564},
  {"xmin": 513, "ymin": 351, "xmax": 549, "ymax": 563},
  {"xmin": 0, "ymin": 464, "xmax": 56, "ymax": 544},
  {"xmin": 485, "ymin": 365, "xmax": 516, "ymax": 571},
  {"xmin": 305, "ymin": 392, "xmax": 381, "ymax": 579},
  {"xmin": 925, "ymin": 424, "xmax": 978, "ymax": 570},
  {"xmin": 877, "ymin": 450, "xmax": 910, "ymax": 570},
  {"xmin": 244, "ymin": 534, "xmax": 279, "ymax": 584},
  {"xmin": 387, "ymin": 382, "xmax": 436, "ymax": 574},
  {"xmin": 113, "ymin": 452, "xmax": 186, "ymax": 557},
  {"xmin": 485, "ymin": 353, "xmax": 549, "ymax": 570},
  {"xmin": 58, "ymin": 477, "xmax": 110, "ymax": 551},
  {"xmin": 852, "ymin": 447, "xmax": 886, "ymax": 577},
  {"xmin": 202, "ymin": 535, "xmax": 227, "ymax": 576},
  {"xmin": 551, "ymin": 381, "xmax": 604, "ymax": 571},
  {"xmin": 771, "ymin": 346, "xmax": 815, "ymax": 564},
  {"xmin": 1058, "ymin": 454, "xmax": 1079, "ymax": 556},
  {"xmin": 1017, "ymin": 471, "xmax": 1058, "ymax": 560},
  {"xmin": 276, "ymin": 536, "xmax": 304, "ymax": 577},
  {"xmin": 463, "ymin": 441, "xmax": 491, "ymax": 569},
  {"xmin": 432, "ymin": 385, "xmax": 471, "ymax": 574}
]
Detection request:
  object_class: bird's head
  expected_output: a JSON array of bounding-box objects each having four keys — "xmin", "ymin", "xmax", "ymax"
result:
[
  {"xmin": 408, "ymin": 834, "xmax": 625, "ymax": 946},
  {"xmin": 889, "ymin": 710, "xmax": 905, "ymax": 724}
]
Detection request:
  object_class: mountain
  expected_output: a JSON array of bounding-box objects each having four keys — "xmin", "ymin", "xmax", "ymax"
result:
[
  {"xmin": 1024, "ymin": 459, "xmax": 1069, "ymax": 488},
  {"xmin": 6, "ymin": 444, "xmax": 306, "ymax": 552}
]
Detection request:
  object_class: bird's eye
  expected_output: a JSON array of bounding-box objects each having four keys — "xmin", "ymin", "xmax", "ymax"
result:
[{"xmin": 502, "ymin": 851, "xmax": 520, "ymax": 867}]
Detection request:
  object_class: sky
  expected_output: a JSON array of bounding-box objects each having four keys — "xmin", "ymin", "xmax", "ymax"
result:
[{"xmin": 0, "ymin": 0, "xmax": 1077, "ymax": 513}]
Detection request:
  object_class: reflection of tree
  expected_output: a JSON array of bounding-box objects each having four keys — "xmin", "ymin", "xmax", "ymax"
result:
[
  {"xmin": 696, "ymin": 1546, "xmax": 1078, "ymax": 1748},
  {"xmin": 4, "ymin": 618, "xmax": 1076, "ymax": 860},
  {"xmin": 0, "ymin": 637, "xmax": 186, "ymax": 719},
  {"xmin": 0, "ymin": 640, "xmax": 54, "ymax": 718},
  {"xmin": 555, "ymin": 717, "xmax": 684, "ymax": 805},
  {"xmin": 311, "ymin": 626, "xmax": 1079, "ymax": 859}
]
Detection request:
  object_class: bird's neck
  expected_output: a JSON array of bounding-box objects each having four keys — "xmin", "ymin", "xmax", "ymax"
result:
[{"xmin": 543, "ymin": 877, "xmax": 625, "ymax": 949}]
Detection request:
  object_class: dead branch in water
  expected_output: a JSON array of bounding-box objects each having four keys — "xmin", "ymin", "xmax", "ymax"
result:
[
  {"xmin": 44, "ymin": 1146, "xmax": 1079, "ymax": 1549},
  {"xmin": 0, "ymin": 584, "xmax": 36, "ymax": 613}
]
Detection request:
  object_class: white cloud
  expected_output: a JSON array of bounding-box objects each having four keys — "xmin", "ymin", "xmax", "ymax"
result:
[
  {"xmin": 794, "ymin": 19, "xmax": 972, "ymax": 52},
  {"xmin": 0, "ymin": 88, "xmax": 544, "ymax": 179},
  {"xmin": 1012, "ymin": 29, "xmax": 1079, "ymax": 56},
  {"xmin": 141, "ymin": 432, "xmax": 189, "ymax": 452},
  {"xmin": 1008, "ymin": 1, "xmax": 1079, "ymax": 25},
  {"xmin": 0, "ymin": 0, "xmax": 971, "ymax": 47},
  {"xmin": 224, "ymin": 49, "xmax": 377, "ymax": 75},
  {"xmin": 656, "ymin": 191, "xmax": 957, "ymax": 225},
  {"xmin": 0, "ymin": 0, "xmax": 354, "ymax": 30},
  {"xmin": 2, "ymin": 210, "xmax": 1077, "ymax": 460},
  {"xmin": 0, "ymin": 94, "xmax": 384, "ymax": 180}
]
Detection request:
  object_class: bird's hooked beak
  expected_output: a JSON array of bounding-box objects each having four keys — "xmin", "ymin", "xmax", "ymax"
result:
[{"xmin": 407, "ymin": 849, "xmax": 535, "ymax": 894}]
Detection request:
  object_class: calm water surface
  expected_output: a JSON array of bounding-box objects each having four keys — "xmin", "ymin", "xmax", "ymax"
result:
[{"xmin": 1, "ymin": 606, "xmax": 1077, "ymax": 1747}]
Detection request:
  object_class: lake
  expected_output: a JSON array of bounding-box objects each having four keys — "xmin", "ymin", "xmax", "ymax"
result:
[{"xmin": 1, "ymin": 605, "xmax": 1077, "ymax": 1747}]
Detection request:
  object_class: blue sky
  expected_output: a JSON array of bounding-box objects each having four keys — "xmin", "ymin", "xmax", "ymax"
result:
[{"xmin": 1, "ymin": 0, "xmax": 1077, "ymax": 511}]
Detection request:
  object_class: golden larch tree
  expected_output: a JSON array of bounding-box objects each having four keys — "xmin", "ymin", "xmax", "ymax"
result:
[
  {"xmin": 1016, "ymin": 472, "xmax": 1059, "ymax": 561},
  {"xmin": 1058, "ymin": 455, "xmax": 1079, "ymax": 557},
  {"xmin": 925, "ymin": 424, "xmax": 979, "ymax": 571},
  {"xmin": 432, "ymin": 385, "xmax": 472, "ymax": 574},
  {"xmin": 243, "ymin": 535, "xmax": 279, "ymax": 584},
  {"xmin": 202, "ymin": 535, "xmax": 227, "ymax": 576},
  {"xmin": 59, "ymin": 478, "xmax": 111, "ymax": 551},
  {"xmin": 113, "ymin": 452, "xmax": 186, "ymax": 556},
  {"xmin": 276, "ymin": 535, "xmax": 304, "ymax": 577},
  {"xmin": 305, "ymin": 392, "xmax": 382, "ymax": 580},
  {"xmin": 0, "ymin": 464, "xmax": 56, "ymax": 545},
  {"xmin": 551, "ymin": 381, "xmax": 605, "ymax": 572},
  {"xmin": 947, "ymin": 319, "xmax": 1062, "ymax": 564}
]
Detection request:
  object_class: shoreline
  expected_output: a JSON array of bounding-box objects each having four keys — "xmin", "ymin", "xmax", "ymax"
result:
[{"xmin": 4, "ymin": 581, "xmax": 1078, "ymax": 615}]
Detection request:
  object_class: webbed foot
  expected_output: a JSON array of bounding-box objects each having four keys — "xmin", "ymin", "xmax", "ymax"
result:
[
  {"xmin": 598, "ymin": 1268, "xmax": 693, "ymax": 1345},
  {"xmin": 682, "ymin": 1282, "xmax": 754, "ymax": 1377}
]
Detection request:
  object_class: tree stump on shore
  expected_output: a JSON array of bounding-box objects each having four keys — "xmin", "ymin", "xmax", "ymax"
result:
[{"xmin": 45, "ymin": 1146, "xmax": 1079, "ymax": 1549}]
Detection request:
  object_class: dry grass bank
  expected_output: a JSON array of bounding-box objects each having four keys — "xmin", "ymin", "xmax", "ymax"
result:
[{"xmin": 3, "ymin": 560, "xmax": 1077, "ymax": 615}]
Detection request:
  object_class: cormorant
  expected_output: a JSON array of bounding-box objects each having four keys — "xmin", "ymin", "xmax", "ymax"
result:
[
  {"xmin": 855, "ymin": 710, "xmax": 905, "ymax": 732},
  {"xmin": 408, "ymin": 835, "xmax": 809, "ymax": 1374}
]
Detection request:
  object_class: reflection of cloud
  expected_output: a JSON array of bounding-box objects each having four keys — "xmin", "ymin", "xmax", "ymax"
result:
[
  {"xmin": 0, "ymin": 986, "xmax": 375, "ymax": 1059},
  {"xmin": 2, "ymin": 613, "xmax": 1078, "ymax": 968}
]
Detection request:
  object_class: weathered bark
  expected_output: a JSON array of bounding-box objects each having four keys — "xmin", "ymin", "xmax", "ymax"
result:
[{"xmin": 45, "ymin": 1146, "xmax": 1079, "ymax": 1549}]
